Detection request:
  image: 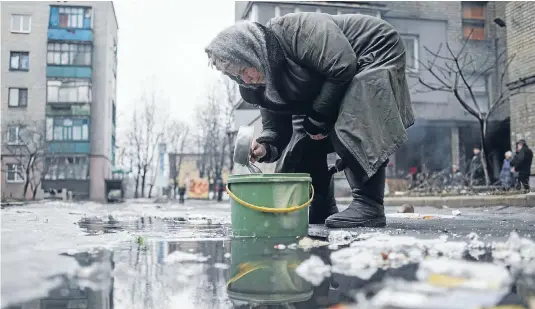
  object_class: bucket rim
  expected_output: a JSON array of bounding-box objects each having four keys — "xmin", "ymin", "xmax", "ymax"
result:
[
  {"xmin": 228, "ymin": 173, "xmax": 312, "ymax": 184},
  {"xmin": 227, "ymin": 289, "xmax": 313, "ymax": 304}
]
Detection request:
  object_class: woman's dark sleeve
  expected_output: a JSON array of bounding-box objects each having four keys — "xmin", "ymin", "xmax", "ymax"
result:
[{"xmin": 239, "ymin": 86, "xmax": 292, "ymax": 163}]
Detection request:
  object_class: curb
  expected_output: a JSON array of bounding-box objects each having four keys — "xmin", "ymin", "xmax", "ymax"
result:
[{"xmin": 336, "ymin": 194, "xmax": 535, "ymax": 208}]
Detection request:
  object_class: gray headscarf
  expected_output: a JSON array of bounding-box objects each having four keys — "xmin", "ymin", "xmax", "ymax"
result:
[{"xmin": 205, "ymin": 21, "xmax": 285, "ymax": 105}]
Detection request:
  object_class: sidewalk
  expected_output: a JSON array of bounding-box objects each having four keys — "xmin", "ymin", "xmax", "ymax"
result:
[{"xmin": 336, "ymin": 192, "xmax": 535, "ymax": 208}]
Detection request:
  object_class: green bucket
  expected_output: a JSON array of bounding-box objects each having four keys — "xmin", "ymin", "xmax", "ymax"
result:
[
  {"xmin": 227, "ymin": 173, "xmax": 312, "ymax": 238},
  {"xmin": 227, "ymin": 237, "xmax": 313, "ymax": 305}
]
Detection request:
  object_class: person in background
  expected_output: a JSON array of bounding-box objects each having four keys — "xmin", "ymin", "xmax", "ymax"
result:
[
  {"xmin": 499, "ymin": 151, "xmax": 514, "ymax": 190},
  {"xmin": 469, "ymin": 147, "xmax": 484, "ymax": 186},
  {"xmin": 511, "ymin": 139, "xmax": 533, "ymax": 191},
  {"xmin": 206, "ymin": 12, "xmax": 414, "ymax": 228}
]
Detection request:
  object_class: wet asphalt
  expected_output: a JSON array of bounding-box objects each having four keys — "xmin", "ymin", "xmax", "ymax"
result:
[{"xmin": 1, "ymin": 200, "xmax": 535, "ymax": 309}]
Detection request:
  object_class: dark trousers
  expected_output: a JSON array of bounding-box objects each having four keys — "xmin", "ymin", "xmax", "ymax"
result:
[{"xmin": 516, "ymin": 174, "xmax": 530, "ymax": 191}]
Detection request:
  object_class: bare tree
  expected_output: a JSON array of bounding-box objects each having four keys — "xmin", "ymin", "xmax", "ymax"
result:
[
  {"xmin": 417, "ymin": 30, "xmax": 520, "ymax": 186},
  {"xmin": 127, "ymin": 92, "xmax": 167, "ymax": 198},
  {"xmin": 2, "ymin": 119, "xmax": 51, "ymax": 200},
  {"xmin": 165, "ymin": 120, "xmax": 190, "ymax": 197}
]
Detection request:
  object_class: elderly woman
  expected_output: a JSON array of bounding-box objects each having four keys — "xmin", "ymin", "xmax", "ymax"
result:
[
  {"xmin": 206, "ymin": 12, "xmax": 414, "ymax": 228},
  {"xmin": 500, "ymin": 151, "xmax": 514, "ymax": 190}
]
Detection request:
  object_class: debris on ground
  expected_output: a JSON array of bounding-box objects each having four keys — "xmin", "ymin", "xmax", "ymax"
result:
[
  {"xmin": 328, "ymin": 230, "xmax": 354, "ymax": 245},
  {"xmin": 397, "ymin": 204, "xmax": 415, "ymax": 213},
  {"xmin": 298, "ymin": 237, "xmax": 330, "ymax": 250}
]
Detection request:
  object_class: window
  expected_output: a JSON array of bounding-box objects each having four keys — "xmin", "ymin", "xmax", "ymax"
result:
[
  {"xmin": 10, "ymin": 52, "xmax": 29, "ymax": 71},
  {"xmin": 401, "ymin": 35, "xmax": 419, "ymax": 72},
  {"xmin": 8, "ymin": 88, "xmax": 28, "ymax": 107},
  {"xmin": 46, "ymin": 117, "xmax": 89, "ymax": 141},
  {"xmin": 6, "ymin": 126, "xmax": 21, "ymax": 145},
  {"xmin": 6, "ymin": 164, "xmax": 24, "ymax": 183},
  {"xmin": 47, "ymin": 79, "xmax": 92, "ymax": 103},
  {"xmin": 10, "ymin": 14, "xmax": 31, "ymax": 33},
  {"xmin": 44, "ymin": 156, "xmax": 88, "ymax": 180},
  {"xmin": 47, "ymin": 43, "xmax": 92, "ymax": 66},
  {"xmin": 462, "ymin": 2, "xmax": 486, "ymax": 40},
  {"xmin": 275, "ymin": 5, "xmax": 299, "ymax": 17},
  {"xmin": 58, "ymin": 7, "xmax": 91, "ymax": 28}
]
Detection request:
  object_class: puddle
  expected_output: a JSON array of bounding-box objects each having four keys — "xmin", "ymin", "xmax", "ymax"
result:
[
  {"xmin": 4, "ymin": 234, "xmax": 535, "ymax": 309},
  {"xmin": 2, "ymin": 203, "xmax": 535, "ymax": 309}
]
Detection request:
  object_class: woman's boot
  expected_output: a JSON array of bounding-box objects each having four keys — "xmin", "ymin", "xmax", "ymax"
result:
[{"xmin": 324, "ymin": 164, "xmax": 386, "ymax": 228}]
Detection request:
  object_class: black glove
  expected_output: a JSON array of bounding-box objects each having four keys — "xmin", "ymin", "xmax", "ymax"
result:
[
  {"xmin": 328, "ymin": 159, "xmax": 346, "ymax": 175},
  {"xmin": 303, "ymin": 113, "xmax": 332, "ymax": 137}
]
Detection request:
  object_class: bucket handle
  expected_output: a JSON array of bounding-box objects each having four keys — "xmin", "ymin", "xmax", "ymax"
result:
[
  {"xmin": 226, "ymin": 184, "xmax": 314, "ymax": 213},
  {"xmin": 227, "ymin": 262, "xmax": 299, "ymax": 287}
]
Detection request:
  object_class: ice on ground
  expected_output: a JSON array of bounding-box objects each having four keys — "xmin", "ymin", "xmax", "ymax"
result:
[
  {"xmin": 295, "ymin": 255, "xmax": 331, "ymax": 286},
  {"xmin": 416, "ymin": 258, "xmax": 512, "ymax": 290},
  {"xmin": 328, "ymin": 230, "xmax": 354, "ymax": 245},
  {"xmin": 492, "ymin": 231, "xmax": 535, "ymax": 270},
  {"xmin": 164, "ymin": 250, "xmax": 209, "ymax": 263},
  {"xmin": 366, "ymin": 279, "xmax": 510, "ymax": 309}
]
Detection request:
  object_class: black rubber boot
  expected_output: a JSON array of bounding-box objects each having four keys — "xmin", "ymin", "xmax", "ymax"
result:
[
  {"xmin": 309, "ymin": 174, "xmax": 338, "ymax": 224},
  {"xmin": 325, "ymin": 164, "xmax": 386, "ymax": 228}
]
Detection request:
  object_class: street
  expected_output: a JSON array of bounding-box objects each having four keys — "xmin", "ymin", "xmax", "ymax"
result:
[{"xmin": 1, "ymin": 200, "xmax": 535, "ymax": 309}]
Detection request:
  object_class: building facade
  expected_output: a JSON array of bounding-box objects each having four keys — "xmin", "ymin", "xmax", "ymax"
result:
[
  {"xmin": 1, "ymin": 1, "xmax": 118, "ymax": 201},
  {"xmin": 233, "ymin": 1, "xmax": 511, "ymax": 180},
  {"xmin": 503, "ymin": 2, "xmax": 535, "ymax": 178}
]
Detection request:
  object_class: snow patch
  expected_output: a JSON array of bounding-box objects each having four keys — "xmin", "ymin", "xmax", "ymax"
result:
[{"xmin": 295, "ymin": 255, "xmax": 331, "ymax": 286}]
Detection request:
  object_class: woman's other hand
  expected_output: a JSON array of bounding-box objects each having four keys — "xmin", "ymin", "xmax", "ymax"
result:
[
  {"xmin": 310, "ymin": 134, "xmax": 328, "ymax": 141},
  {"xmin": 250, "ymin": 140, "xmax": 267, "ymax": 163}
]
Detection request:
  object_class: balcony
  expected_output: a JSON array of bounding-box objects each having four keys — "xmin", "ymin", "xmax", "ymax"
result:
[
  {"xmin": 48, "ymin": 141, "xmax": 90, "ymax": 154},
  {"xmin": 48, "ymin": 6, "xmax": 93, "ymax": 42},
  {"xmin": 46, "ymin": 104, "xmax": 91, "ymax": 117},
  {"xmin": 47, "ymin": 28, "xmax": 93, "ymax": 42},
  {"xmin": 47, "ymin": 66, "xmax": 92, "ymax": 79}
]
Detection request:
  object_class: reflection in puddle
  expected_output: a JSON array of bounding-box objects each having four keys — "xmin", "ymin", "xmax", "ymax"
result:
[{"xmin": 5, "ymin": 231, "xmax": 535, "ymax": 309}]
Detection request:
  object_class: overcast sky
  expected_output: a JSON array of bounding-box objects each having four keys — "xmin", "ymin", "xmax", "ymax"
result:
[{"xmin": 113, "ymin": 0, "xmax": 235, "ymax": 129}]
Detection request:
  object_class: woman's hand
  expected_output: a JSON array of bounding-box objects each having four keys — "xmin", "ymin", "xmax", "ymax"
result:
[
  {"xmin": 310, "ymin": 134, "xmax": 328, "ymax": 141},
  {"xmin": 250, "ymin": 140, "xmax": 267, "ymax": 163}
]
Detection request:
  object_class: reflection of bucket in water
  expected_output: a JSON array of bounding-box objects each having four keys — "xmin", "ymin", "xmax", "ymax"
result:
[
  {"xmin": 227, "ymin": 237, "xmax": 313, "ymax": 305},
  {"xmin": 227, "ymin": 173, "xmax": 312, "ymax": 238}
]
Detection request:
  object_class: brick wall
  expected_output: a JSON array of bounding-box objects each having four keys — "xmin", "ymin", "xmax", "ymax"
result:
[{"xmin": 505, "ymin": 2, "xmax": 535, "ymax": 174}]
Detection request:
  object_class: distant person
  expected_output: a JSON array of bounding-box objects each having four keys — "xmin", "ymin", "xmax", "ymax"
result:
[
  {"xmin": 499, "ymin": 151, "xmax": 514, "ymax": 190},
  {"xmin": 206, "ymin": 12, "xmax": 414, "ymax": 228},
  {"xmin": 511, "ymin": 140, "xmax": 533, "ymax": 191},
  {"xmin": 448, "ymin": 164, "xmax": 465, "ymax": 187},
  {"xmin": 469, "ymin": 147, "xmax": 484, "ymax": 186}
]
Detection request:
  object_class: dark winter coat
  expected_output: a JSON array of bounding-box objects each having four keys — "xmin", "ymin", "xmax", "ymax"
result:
[
  {"xmin": 511, "ymin": 142, "xmax": 533, "ymax": 177},
  {"xmin": 499, "ymin": 158, "xmax": 513, "ymax": 189},
  {"xmin": 208, "ymin": 13, "xmax": 415, "ymax": 179},
  {"xmin": 469, "ymin": 153, "xmax": 484, "ymax": 185}
]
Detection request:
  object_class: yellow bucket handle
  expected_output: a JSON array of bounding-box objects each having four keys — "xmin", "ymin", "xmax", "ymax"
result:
[
  {"xmin": 226, "ymin": 183, "xmax": 314, "ymax": 214},
  {"xmin": 227, "ymin": 262, "xmax": 299, "ymax": 287}
]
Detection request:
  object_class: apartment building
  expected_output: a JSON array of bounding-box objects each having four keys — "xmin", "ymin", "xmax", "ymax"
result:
[
  {"xmin": 1, "ymin": 1, "xmax": 118, "ymax": 201},
  {"xmin": 501, "ymin": 2, "xmax": 535, "ymax": 177},
  {"xmin": 233, "ymin": 1, "xmax": 510, "ymax": 178}
]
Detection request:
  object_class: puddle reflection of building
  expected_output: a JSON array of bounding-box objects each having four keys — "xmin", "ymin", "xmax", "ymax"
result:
[{"xmin": 11, "ymin": 250, "xmax": 115, "ymax": 309}]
